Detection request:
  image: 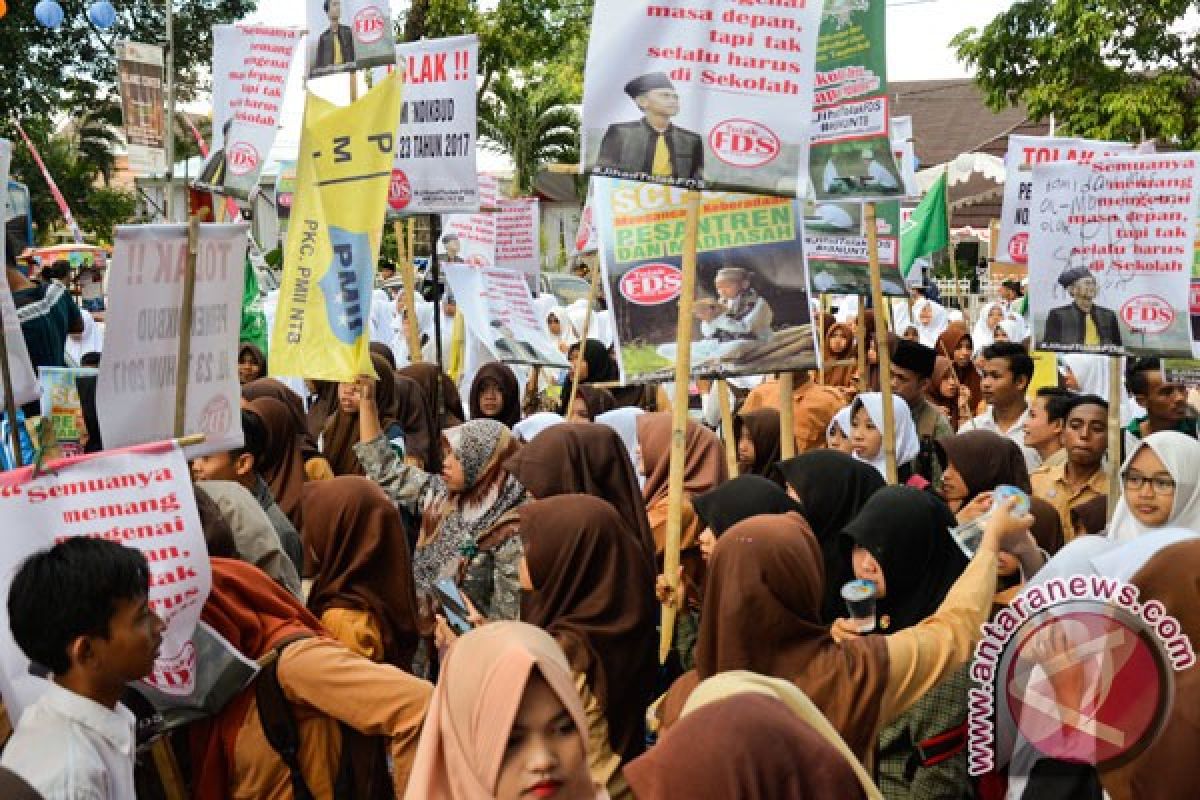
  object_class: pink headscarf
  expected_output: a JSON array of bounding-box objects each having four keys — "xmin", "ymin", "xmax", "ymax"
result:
[{"xmin": 404, "ymin": 621, "xmax": 609, "ymax": 800}]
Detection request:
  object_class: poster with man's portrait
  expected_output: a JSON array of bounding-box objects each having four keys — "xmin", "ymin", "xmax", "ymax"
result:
[{"xmin": 306, "ymin": 0, "xmax": 396, "ymax": 79}]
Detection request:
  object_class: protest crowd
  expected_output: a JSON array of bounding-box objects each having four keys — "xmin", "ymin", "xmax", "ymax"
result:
[{"xmin": 1, "ymin": 1, "xmax": 1199, "ymax": 799}]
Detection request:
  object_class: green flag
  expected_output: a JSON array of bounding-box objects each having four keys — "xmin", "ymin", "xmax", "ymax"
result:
[
  {"xmin": 900, "ymin": 171, "xmax": 949, "ymax": 277},
  {"xmin": 240, "ymin": 257, "xmax": 268, "ymax": 354}
]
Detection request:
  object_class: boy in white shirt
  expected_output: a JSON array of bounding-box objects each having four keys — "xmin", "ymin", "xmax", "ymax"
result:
[{"xmin": 2, "ymin": 538, "xmax": 164, "ymax": 799}]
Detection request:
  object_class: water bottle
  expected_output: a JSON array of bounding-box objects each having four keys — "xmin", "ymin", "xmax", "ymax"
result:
[{"xmin": 948, "ymin": 485, "xmax": 1031, "ymax": 558}]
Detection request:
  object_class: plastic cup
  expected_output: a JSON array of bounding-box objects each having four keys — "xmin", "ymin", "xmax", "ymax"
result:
[{"xmin": 841, "ymin": 579, "xmax": 877, "ymax": 633}]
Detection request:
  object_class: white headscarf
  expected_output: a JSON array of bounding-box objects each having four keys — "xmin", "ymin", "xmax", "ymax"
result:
[
  {"xmin": 993, "ymin": 318, "xmax": 1025, "ymax": 346},
  {"xmin": 850, "ymin": 392, "xmax": 920, "ymax": 477},
  {"xmin": 972, "ymin": 301, "xmax": 1007, "ymax": 355},
  {"xmin": 912, "ymin": 298, "xmax": 949, "ymax": 348},
  {"xmin": 826, "ymin": 405, "xmax": 853, "ymax": 446},
  {"xmin": 512, "ymin": 411, "xmax": 564, "ymax": 443},
  {"xmin": 1107, "ymin": 431, "xmax": 1200, "ymax": 543},
  {"xmin": 596, "ymin": 407, "xmax": 646, "ymax": 486},
  {"xmin": 65, "ymin": 308, "xmax": 104, "ymax": 365},
  {"xmin": 1062, "ymin": 353, "xmax": 1109, "ymax": 397}
]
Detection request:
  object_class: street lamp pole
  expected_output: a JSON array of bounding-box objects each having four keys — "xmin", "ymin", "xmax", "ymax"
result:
[{"xmin": 164, "ymin": 0, "xmax": 175, "ymax": 220}]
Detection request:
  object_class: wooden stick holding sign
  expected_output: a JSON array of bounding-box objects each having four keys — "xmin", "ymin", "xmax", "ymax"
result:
[
  {"xmin": 0, "ymin": 296, "xmax": 22, "ymax": 468},
  {"xmin": 173, "ymin": 216, "xmax": 201, "ymax": 438},
  {"xmin": 566, "ymin": 261, "xmax": 602, "ymax": 420},
  {"xmin": 395, "ymin": 220, "xmax": 423, "ymax": 361},
  {"xmin": 660, "ymin": 189, "xmax": 702, "ymax": 665},
  {"xmin": 717, "ymin": 379, "xmax": 738, "ymax": 476},
  {"xmin": 1106, "ymin": 356, "xmax": 1123, "ymax": 521},
  {"xmin": 865, "ymin": 203, "xmax": 898, "ymax": 484},
  {"xmin": 857, "ymin": 312, "xmax": 868, "ymax": 394}
]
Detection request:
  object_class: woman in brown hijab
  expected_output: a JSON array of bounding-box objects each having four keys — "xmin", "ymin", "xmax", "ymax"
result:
[
  {"xmin": 936, "ymin": 323, "xmax": 982, "ymax": 415},
  {"xmin": 468, "ymin": 362, "xmax": 523, "ymax": 428},
  {"xmin": 822, "ymin": 321, "xmax": 858, "ymax": 388},
  {"xmin": 303, "ymin": 476, "xmax": 421, "ymax": 671},
  {"xmin": 241, "ymin": 377, "xmax": 322, "ymax": 458},
  {"xmin": 400, "ymin": 362, "xmax": 466, "ymax": 428},
  {"xmin": 562, "ymin": 384, "xmax": 618, "ymax": 422},
  {"xmin": 518, "ymin": 494, "xmax": 657, "ymax": 798},
  {"xmin": 237, "ymin": 342, "xmax": 268, "ymax": 385},
  {"xmin": 322, "ymin": 352, "xmax": 406, "ymax": 476},
  {"xmin": 927, "ymin": 355, "xmax": 966, "ymax": 431},
  {"xmin": 732, "ymin": 408, "xmax": 782, "ymax": 481},
  {"xmin": 243, "ymin": 396, "xmax": 309, "ymax": 528},
  {"xmin": 659, "ymin": 507, "xmax": 1034, "ymax": 768},
  {"xmin": 504, "ymin": 423, "xmax": 654, "ymax": 561}
]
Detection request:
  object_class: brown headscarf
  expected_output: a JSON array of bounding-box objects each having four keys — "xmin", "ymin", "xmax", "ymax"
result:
[
  {"xmin": 665, "ymin": 513, "xmax": 890, "ymax": 764},
  {"xmin": 638, "ymin": 412, "xmax": 728, "ymax": 556},
  {"xmin": 468, "ymin": 362, "xmax": 522, "ymax": 428},
  {"xmin": 237, "ymin": 342, "xmax": 268, "ymax": 384},
  {"xmin": 244, "ymin": 396, "xmax": 308, "ymax": 528},
  {"xmin": 822, "ymin": 322, "xmax": 858, "ymax": 388},
  {"xmin": 936, "ymin": 323, "xmax": 982, "ymax": 414},
  {"xmin": 503, "ymin": 423, "xmax": 655, "ymax": 561},
  {"xmin": 1029, "ymin": 496, "xmax": 1065, "ymax": 555},
  {"xmin": 321, "ymin": 352, "xmax": 404, "ymax": 476},
  {"xmin": 305, "ymin": 380, "xmax": 339, "ymax": 441},
  {"xmin": 191, "ymin": 558, "xmax": 325, "ymax": 800},
  {"xmin": 399, "ymin": 362, "xmax": 466, "ymax": 428},
  {"xmin": 936, "ymin": 429, "xmax": 1032, "ymax": 505},
  {"xmin": 242, "ymin": 377, "xmax": 320, "ymax": 460},
  {"xmin": 393, "ymin": 373, "xmax": 437, "ymax": 470},
  {"xmin": 860, "ymin": 310, "xmax": 880, "ymax": 391},
  {"xmin": 1070, "ymin": 494, "xmax": 1109, "ymax": 538},
  {"xmin": 627, "ymin": 694, "xmax": 869, "ymax": 800},
  {"xmin": 733, "ymin": 408, "xmax": 782, "ymax": 481},
  {"xmin": 1103, "ymin": 539, "xmax": 1200, "ymax": 800},
  {"xmin": 561, "ymin": 384, "xmax": 617, "ymax": 421},
  {"xmin": 927, "ymin": 355, "xmax": 961, "ymax": 430},
  {"xmin": 518, "ymin": 494, "xmax": 658, "ymax": 765},
  {"xmin": 302, "ymin": 476, "xmax": 421, "ymax": 670}
]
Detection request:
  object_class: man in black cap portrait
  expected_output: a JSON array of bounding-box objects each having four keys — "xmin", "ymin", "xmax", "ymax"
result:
[
  {"xmin": 1043, "ymin": 267, "xmax": 1122, "ymax": 347},
  {"xmin": 314, "ymin": 0, "xmax": 356, "ymax": 72},
  {"xmin": 595, "ymin": 72, "xmax": 704, "ymax": 182}
]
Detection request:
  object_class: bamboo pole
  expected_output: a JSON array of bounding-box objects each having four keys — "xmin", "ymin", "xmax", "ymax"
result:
[
  {"xmin": 779, "ymin": 371, "xmax": 796, "ymax": 459},
  {"xmin": 660, "ymin": 189, "xmax": 701, "ymax": 665},
  {"xmin": 173, "ymin": 217, "xmax": 200, "ymax": 438},
  {"xmin": 396, "ymin": 220, "xmax": 422, "ymax": 361},
  {"xmin": 151, "ymin": 739, "xmax": 187, "ymax": 800},
  {"xmin": 0, "ymin": 287, "xmax": 23, "ymax": 468},
  {"xmin": 718, "ymin": 379, "xmax": 738, "ymax": 475},
  {"xmin": 566, "ymin": 261, "xmax": 602, "ymax": 419},
  {"xmin": 866, "ymin": 203, "xmax": 898, "ymax": 484},
  {"xmin": 1106, "ymin": 356, "xmax": 1123, "ymax": 521},
  {"xmin": 818, "ymin": 294, "xmax": 830, "ymax": 385},
  {"xmin": 857, "ymin": 311, "xmax": 868, "ymax": 393}
]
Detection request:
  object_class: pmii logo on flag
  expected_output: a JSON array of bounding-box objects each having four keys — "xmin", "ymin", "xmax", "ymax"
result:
[{"xmin": 319, "ymin": 227, "xmax": 374, "ymax": 344}]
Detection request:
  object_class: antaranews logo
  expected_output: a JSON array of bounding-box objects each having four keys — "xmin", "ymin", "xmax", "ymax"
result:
[{"xmin": 968, "ymin": 574, "xmax": 1195, "ymax": 777}]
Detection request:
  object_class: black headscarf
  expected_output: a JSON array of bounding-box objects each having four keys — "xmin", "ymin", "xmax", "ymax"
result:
[
  {"xmin": 692, "ymin": 475, "xmax": 804, "ymax": 538},
  {"xmin": 733, "ymin": 409, "xmax": 783, "ymax": 483},
  {"xmin": 775, "ymin": 450, "xmax": 885, "ymax": 623},
  {"xmin": 574, "ymin": 338, "xmax": 620, "ymax": 384},
  {"xmin": 841, "ymin": 486, "xmax": 968, "ymax": 633},
  {"xmin": 76, "ymin": 374, "xmax": 103, "ymax": 454},
  {"xmin": 469, "ymin": 362, "xmax": 522, "ymax": 428}
]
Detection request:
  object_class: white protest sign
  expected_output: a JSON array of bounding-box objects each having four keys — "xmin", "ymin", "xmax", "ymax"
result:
[
  {"xmin": 582, "ymin": 0, "xmax": 822, "ymax": 195},
  {"xmin": 0, "ymin": 442, "xmax": 209, "ymax": 718},
  {"xmin": 1028, "ymin": 154, "xmax": 1200, "ymax": 357},
  {"xmin": 306, "ymin": 0, "xmax": 396, "ymax": 79},
  {"xmin": 444, "ymin": 264, "xmax": 570, "ymax": 367},
  {"xmin": 440, "ymin": 174, "xmax": 499, "ymax": 266},
  {"xmin": 496, "ymin": 197, "xmax": 541, "ymax": 280},
  {"xmin": 98, "ymin": 224, "xmax": 249, "ymax": 457},
  {"xmin": 0, "ymin": 140, "xmax": 40, "ymax": 410},
  {"xmin": 890, "ymin": 115, "xmax": 919, "ymax": 198},
  {"xmin": 374, "ymin": 35, "xmax": 480, "ymax": 215},
  {"xmin": 574, "ymin": 183, "xmax": 599, "ymax": 256},
  {"xmin": 197, "ymin": 25, "xmax": 302, "ymax": 200},
  {"xmin": 998, "ymin": 135, "xmax": 1134, "ymax": 266}
]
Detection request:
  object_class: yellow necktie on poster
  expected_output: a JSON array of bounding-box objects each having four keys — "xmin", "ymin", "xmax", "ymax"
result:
[
  {"xmin": 333, "ymin": 35, "xmax": 343, "ymax": 65},
  {"xmin": 651, "ymin": 133, "xmax": 671, "ymax": 177},
  {"xmin": 1084, "ymin": 313, "xmax": 1100, "ymax": 346},
  {"xmin": 270, "ymin": 73, "xmax": 403, "ymax": 382}
]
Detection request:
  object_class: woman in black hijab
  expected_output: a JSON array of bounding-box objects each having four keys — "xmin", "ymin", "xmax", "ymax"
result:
[
  {"xmin": 691, "ymin": 475, "xmax": 804, "ymax": 563},
  {"xmin": 775, "ymin": 450, "xmax": 885, "ymax": 623},
  {"xmin": 567, "ymin": 338, "xmax": 620, "ymax": 384}
]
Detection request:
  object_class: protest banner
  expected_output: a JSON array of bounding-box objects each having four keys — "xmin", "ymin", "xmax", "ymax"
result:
[
  {"xmin": 439, "ymin": 174, "xmax": 498, "ymax": 266},
  {"xmin": 275, "ymin": 159, "xmax": 297, "ymax": 224},
  {"xmin": 374, "ymin": 35, "xmax": 480, "ymax": 215},
  {"xmin": 998, "ymin": 135, "xmax": 1135, "ymax": 267},
  {"xmin": 306, "ymin": 0, "xmax": 396, "ymax": 79},
  {"xmin": 270, "ymin": 74, "xmax": 403, "ymax": 382},
  {"xmin": 581, "ymin": 0, "xmax": 822, "ymax": 195},
  {"xmin": 196, "ymin": 25, "xmax": 302, "ymax": 200},
  {"xmin": 891, "ymin": 115, "xmax": 919, "ymax": 197},
  {"xmin": 574, "ymin": 183, "xmax": 599, "ymax": 256},
  {"xmin": 443, "ymin": 264, "xmax": 569, "ymax": 368},
  {"xmin": 0, "ymin": 140, "xmax": 40, "ymax": 425},
  {"xmin": 39, "ymin": 367, "xmax": 98, "ymax": 460},
  {"xmin": 593, "ymin": 177, "xmax": 814, "ymax": 384},
  {"xmin": 809, "ymin": 0, "xmax": 904, "ymax": 203},
  {"xmin": 1027, "ymin": 154, "xmax": 1200, "ymax": 357},
  {"xmin": 0, "ymin": 441, "xmax": 210, "ymax": 719},
  {"xmin": 496, "ymin": 197, "xmax": 541, "ymax": 280},
  {"xmin": 116, "ymin": 42, "xmax": 167, "ymax": 177},
  {"xmin": 98, "ymin": 223, "xmax": 250, "ymax": 458},
  {"xmin": 804, "ymin": 199, "xmax": 906, "ymax": 296}
]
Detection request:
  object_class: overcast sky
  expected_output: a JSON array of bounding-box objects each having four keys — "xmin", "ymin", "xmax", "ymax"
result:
[{"xmin": 229, "ymin": 0, "xmax": 1021, "ymax": 168}]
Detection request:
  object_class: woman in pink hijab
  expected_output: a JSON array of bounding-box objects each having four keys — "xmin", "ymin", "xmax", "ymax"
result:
[{"xmin": 405, "ymin": 621, "xmax": 608, "ymax": 800}]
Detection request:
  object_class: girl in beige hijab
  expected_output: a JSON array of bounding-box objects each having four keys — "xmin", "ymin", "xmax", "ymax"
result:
[{"xmin": 405, "ymin": 621, "xmax": 607, "ymax": 800}]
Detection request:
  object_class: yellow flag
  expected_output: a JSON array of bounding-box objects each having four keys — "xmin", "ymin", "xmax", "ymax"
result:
[{"xmin": 270, "ymin": 73, "xmax": 403, "ymax": 381}]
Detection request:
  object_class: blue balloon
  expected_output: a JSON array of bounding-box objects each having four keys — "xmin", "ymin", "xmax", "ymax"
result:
[
  {"xmin": 34, "ymin": 0, "xmax": 64, "ymax": 29},
  {"xmin": 87, "ymin": 1, "xmax": 117, "ymax": 29}
]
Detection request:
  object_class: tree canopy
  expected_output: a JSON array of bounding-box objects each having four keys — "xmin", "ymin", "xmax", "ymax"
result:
[{"xmin": 953, "ymin": 0, "xmax": 1200, "ymax": 147}]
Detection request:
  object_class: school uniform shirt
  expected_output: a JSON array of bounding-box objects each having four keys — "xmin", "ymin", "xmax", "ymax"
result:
[
  {"xmin": 742, "ymin": 378, "xmax": 847, "ymax": 453},
  {"xmin": 969, "ymin": 406, "xmax": 1040, "ymax": 472},
  {"xmin": 0, "ymin": 682, "xmax": 136, "ymax": 800},
  {"xmin": 1031, "ymin": 462, "xmax": 1109, "ymax": 542}
]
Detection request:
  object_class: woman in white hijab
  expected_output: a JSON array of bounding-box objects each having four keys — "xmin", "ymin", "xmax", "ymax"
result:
[
  {"xmin": 847, "ymin": 392, "xmax": 920, "ymax": 480},
  {"xmin": 826, "ymin": 405, "xmax": 855, "ymax": 453},
  {"xmin": 971, "ymin": 302, "xmax": 1007, "ymax": 356},
  {"xmin": 912, "ymin": 297, "xmax": 949, "ymax": 349},
  {"xmin": 512, "ymin": 411, "xmax": 564, "ymax": 443},
  {"xmin": 65, "ymin": 308, "xmax": 104, "ymax": 366},
  {"xmin": 1107, "ymin": 431, "xmax": 1200, "ymax": 543},
  {"xmin": 595, "ymin": 407, "xmax": 646, "ymax": 486}
]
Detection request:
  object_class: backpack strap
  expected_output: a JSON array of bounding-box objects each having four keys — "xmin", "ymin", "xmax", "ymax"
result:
[{"xmin": 254, "ymin": 635, "xmax": 316, "ymax": 800}]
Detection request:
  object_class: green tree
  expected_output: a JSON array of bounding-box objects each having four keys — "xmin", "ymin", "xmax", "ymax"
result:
[
  {"xmin": 478, "ymin": 71, "xmax": 580, "ymax": 195},
  {"xmin": 953, "ymin": 1, "xmax": 1200, "ymax": 147}
]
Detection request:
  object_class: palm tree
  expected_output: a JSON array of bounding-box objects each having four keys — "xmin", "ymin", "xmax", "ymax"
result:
[
  {"xmin": 63, "ymin": 102, "xmax": 123, "ymax": 186},
  {"xmin": 478, "ymin": 71, "xmax": 580, "ymax": 195}
]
